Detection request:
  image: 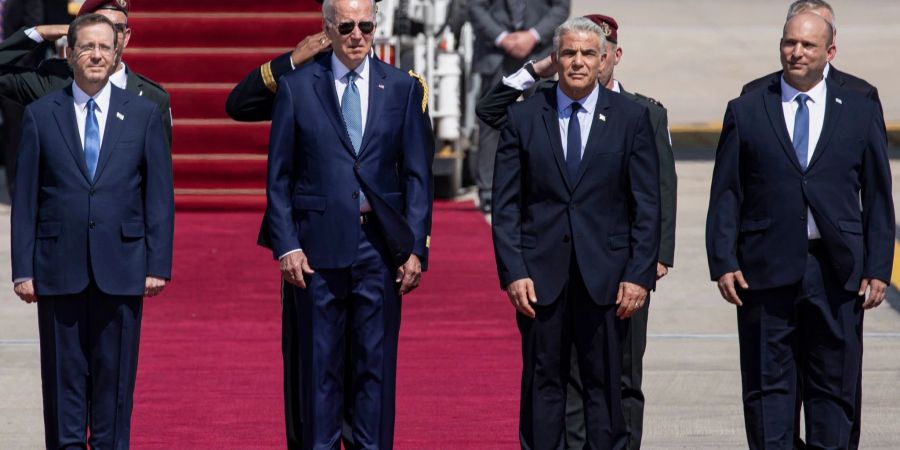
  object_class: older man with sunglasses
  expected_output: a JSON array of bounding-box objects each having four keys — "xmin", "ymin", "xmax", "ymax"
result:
[{"xmin": 264, "ymin": 0, "xmax": 433, "ymax": 447}]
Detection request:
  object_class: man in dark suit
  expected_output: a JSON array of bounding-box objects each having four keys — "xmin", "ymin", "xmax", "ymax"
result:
[
  {"xmin": 0, "ymin": 0, "xmax": 172, "ymax": 147},
  {"xmin": 265, "ymin": 0, "xmax": 432, "ymax": 446},
  {"xmin": 478, "ymin": 14, "xmax": 675, "ymax": 449},
  {"xmin": 492, "ymin": 17, "xmax": 659, "ymax": 449},
  {"xmin": 468, "ymin": 0, "xmax": 569, "ymax": 213},
  {"xmin": 740, "ymin": 3, "xmax": 880, "ymax": 449},
  {"xmin": 706, "ymin": 12, "xmax": 893, "ymax": 450},
  {"xmin": 10, "ymin": 13, "xmax": 174, "ymax": 449}
]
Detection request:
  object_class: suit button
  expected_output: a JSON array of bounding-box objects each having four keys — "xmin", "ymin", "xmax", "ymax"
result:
[
  {"xmin": 563, "ymin": 235, "xmax": 571, "ymax": 243},
  {"xmin": 354, "ymin": 162, "xmax": 361, "ymax": 170},
  {"xmin": 89, "ymin": 221, "xmax": 96, "ymax": 229},
  {"xmin": 569, "ymin": 203, "xmax": 576, "ymax": 210},
  {"xmin": 89, "ymin": 189, "xmax": 95, "ymax": 196},
  {"xmin": 352, "ymin": 191, "xmax": 359, "ymax": 199}
]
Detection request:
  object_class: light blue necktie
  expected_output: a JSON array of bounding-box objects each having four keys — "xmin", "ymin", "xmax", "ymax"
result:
[
  {"xmin": 566, "ymin": 102, "xmax": 582, "ymax": 182},
  {"xmin": 792, "ymin": 94, "xmax": 810, "ymax": 171},
  {"xmin": 85, "ymin": 98, "xmax": 100, "ymax": 180},
  {"xmin": 341, "ymin": 71, "xmax": 365, "ymax": 206}
]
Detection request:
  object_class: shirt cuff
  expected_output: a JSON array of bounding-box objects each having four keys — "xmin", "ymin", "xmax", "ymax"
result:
[
  {"xmin": 25, "ymin": 27, "xmax": 43, "ymax": 43},
  {"xmin": 13, "ymin": 277, "xmax": 33, "ymax": 284},
  {"xmin": 289, "ymin": 57, "xmax": 296, "ymax": 71},
  {"xmin": 494, "ymin": 31, "xmax": 509, "ymax": 47},
  {"xmin": 279, "ymin": 249, "xmax": 303, "ymax": 260},
  {"xmin": 502, "ymin": 66, "xmax": 537, "ymax": 91},
  {"xmin": 529, "ymin": 28, "xmax": 541, "ymax": 42}
]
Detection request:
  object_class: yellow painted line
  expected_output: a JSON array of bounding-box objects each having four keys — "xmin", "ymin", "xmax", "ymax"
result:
[{"xmin": 892, "ymin": 240, "xmax": 900, "ymax": 289}]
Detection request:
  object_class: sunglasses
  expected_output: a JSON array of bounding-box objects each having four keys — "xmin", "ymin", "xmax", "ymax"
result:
[{"xmin": 331, "ymin": 20, "xmax": 375, "ymax": 35}]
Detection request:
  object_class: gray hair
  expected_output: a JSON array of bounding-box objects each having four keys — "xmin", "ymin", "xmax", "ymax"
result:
[
  {"xmin": 322, "ymin": 0, "xmax": 377, "ymax": 23},
  {"xmin": 786, "ymin": 0, "xmax": 836, "ymax": 30},
  {"xmin": 552, "ymin": 17, "xmax": 607, "ymax": 57}
]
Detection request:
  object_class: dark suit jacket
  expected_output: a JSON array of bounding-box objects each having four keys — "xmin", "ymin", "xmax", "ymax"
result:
[
  {"xmin": 477, "ymin": 79, "xmax": 677, "ymax": 266},
  {"xmin": 492, "ymin": 84, "xmax": 660, "ymax": 305},
  {"xmin": 468, "ymin": 0, "xmax": 569, "ymax": 76},
  {"xmin": 0, "ymin": 27, "xmax": 173, "ymax": 148},
  {"xmin": 706, "ymin": 80, "xmax": 894, "ymax": 292},
  {"xmin": 266, "ymin": 53, "xmax": 433, "ymax": 269},
  {"xmin": 741, "ymin": 65, "xmax": 881, "ymax": 114},
  {"xmin": 11, "ymin": 84, "xmax": 175, "ymax": 296}
]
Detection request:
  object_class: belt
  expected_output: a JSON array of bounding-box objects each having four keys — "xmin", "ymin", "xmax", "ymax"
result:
[{"xmin": 360, "ymin": 213, "xmax": 372, "ymax": 225}]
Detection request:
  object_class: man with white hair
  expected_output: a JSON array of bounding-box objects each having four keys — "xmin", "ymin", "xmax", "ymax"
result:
[{"xmin": 492, "ymin": 17, "xmax": 659, "ymax": 449}]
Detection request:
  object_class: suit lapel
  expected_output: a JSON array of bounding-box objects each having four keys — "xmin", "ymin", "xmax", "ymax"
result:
[
  {"xmin": 539, "ymin": 89, "xmax": 572, "ymax": 192},
  {"xmin": 358, "ymin": 57, "xmax": 385, "ymax": 157},
  {"xmin": 93, "ymin": 87, "xmax": 127, "ymax": 182},
  {"xmin": 763, "ymin": 83, "xmax": 803, "ymax": 172},
  {"xmin": 571, "ymin": 86, "xmax": 610, "ymax": 190},
  {"xmin": 807, "ymin": 80, "xmax": 842, "ymax": 170},
  {"xmin": 312, "ymin": 55, "xmax": 356, "ymax": 156},
  {"xmin": 53, "ymin": 86, "xmax": 92, "ymax": 182}
]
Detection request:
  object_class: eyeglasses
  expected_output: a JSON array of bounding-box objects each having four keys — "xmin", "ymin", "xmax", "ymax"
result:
[
  {"xmin": 74, "ymin": 43, "xmax": 115, "ymax": 56},
  {"xmin": 330, "ymin": 20, "xmax": 375, "ymax": 35}
]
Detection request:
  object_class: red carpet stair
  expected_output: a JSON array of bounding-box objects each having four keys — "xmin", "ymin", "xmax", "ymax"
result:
[{"xmin": 126, "ymin": 1, "xmax": 322, "ymax": 211}]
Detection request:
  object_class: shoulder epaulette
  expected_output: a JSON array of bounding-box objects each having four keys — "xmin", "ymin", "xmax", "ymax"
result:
[
  {"xmin": 261, "ymin": 61, "xmax": 278, "ymax": 93},
  {"xmin": 634, "ymin": 92, "xmax": 664, "ymax": 109},
  {"xmin": 408, "ymin": 70, "xmax": 428, "ymax": 113}
]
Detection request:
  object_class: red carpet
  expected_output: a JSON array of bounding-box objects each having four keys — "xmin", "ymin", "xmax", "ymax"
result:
[
  {"xmin": 131, "ymin": 202, "xmax": 521, "ymax": 448},
  {"xmin": 125, "ymin": 1, "xmax": 323, "ymax": 210}
]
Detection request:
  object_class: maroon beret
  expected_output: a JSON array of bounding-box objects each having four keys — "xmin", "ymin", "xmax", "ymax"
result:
[
  {"xmin": 78, "ymin": 0, "xmax": 129, "ymax": 17},
  {"xmin": 584, "ymin": 14, "xmax": 618, "ymax": 43}
]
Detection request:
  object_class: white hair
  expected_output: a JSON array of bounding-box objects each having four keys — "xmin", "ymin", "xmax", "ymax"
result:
[
  {"xmin": 553, "ymin": 17, "xmax": 607, "ymax": 57},
  {"xmin": 322, "ymin": 0, "xmax": 377, "ymax": 23}
]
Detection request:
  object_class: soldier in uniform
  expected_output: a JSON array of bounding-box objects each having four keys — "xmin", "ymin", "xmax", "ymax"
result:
[
  {"xmin": 476, "ymin": 14, "xmax": 676, "ymax": 450},
  {"xmin": 224, "ymin": 3, "xmax": 432, "ymax": 447},
  {"xmin": 0, "ymin": 0, "xmax": 172, "ymax": 147}
]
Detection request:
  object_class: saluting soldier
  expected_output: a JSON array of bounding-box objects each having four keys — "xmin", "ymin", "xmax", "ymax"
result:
[{"xmin": 476, "ymin": 14, "xmax": 676, "ymax": 450}]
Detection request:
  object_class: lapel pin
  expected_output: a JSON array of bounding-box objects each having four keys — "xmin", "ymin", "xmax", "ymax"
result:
[
  {"xmin": 139, "ymin": 90, "xmax": 144, "ymax": 96},
  {"xmin": 116, "ymin": 112, "xmax": 125, "ymax": 120},
  {"xmin": 378, "ymin": 84, "xmax": 385, "ymax": 90},
  {"xmin": 598, "ymin": 113, "xmax": 606, "ymax": 122},
  {"xmin": 835, "ymin": 98, "xmax": 842, "ymax": 104}
]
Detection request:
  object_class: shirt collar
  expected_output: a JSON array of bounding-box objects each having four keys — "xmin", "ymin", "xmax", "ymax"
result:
[
  {"xmin": 331, "ymin": 52, "xmax": 369, "ymax": 82},
  {"xmin": 780, "ymin": 74, "xmax": 827, "ymax": 105},
  {"xmin": 823, "ymin": 62, "xmax": 831, "ymax": 79},
  {"xmin": 556, "ymin": 82, "xmax": 600, "ymax": 116},
  {"xmin": 72, "ymin": 80, "xmax": 113, "ymax": 114},
  {"xmin": 110, "ymin": 63, "xmax": 128, "ymax": 90},
  {"xmin": 611, "ymin": 79, "xmax": 621, "ymax": 93}
]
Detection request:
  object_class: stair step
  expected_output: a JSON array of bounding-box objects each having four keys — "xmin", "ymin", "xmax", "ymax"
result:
[
  {"xmin": 166, "ymin": 84, "xmax": 235, "ymax": 120},
  {"xmin": 134, "ymin": 0, "xmax": 321, "ymax": 13},
  {"xmin": 126, "ymin": 49, "xmax": 284, "ymax": 84},
  {"xmin": 173, "ymin": 157, "xmax": 267, "ymax": 190},
  {"xmin": 172, "ymin": 120, "xmax": 270, "ymax": 155},
  {"xmin": 129, "ymin": 13, "xmax": 321, "ymax": 48}
]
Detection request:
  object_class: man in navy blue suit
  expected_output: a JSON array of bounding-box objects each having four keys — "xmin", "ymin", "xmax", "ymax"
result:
[
  {"xmin": 10, "ymin": 13, "xmax": 174, "ymax": 449},
  {"xmin": 706, "ymin": 12, "xmax": 893, "ymax": 450},
  {"xmin": 264, "ymin": 0, "xmax": 433, "ymax": 446},
  {"xmin": 492, "ymin": 17, "xmax": 659, "ymax": 450}
]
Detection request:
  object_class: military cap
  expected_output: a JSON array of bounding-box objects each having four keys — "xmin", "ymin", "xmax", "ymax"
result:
[
  {"xmin": 584, "ymin": 14, "xmax": 618, "ymax": 43},
  {"xmin": 78, "ymin": 0, "xmax": 129, "ymax": 16}
]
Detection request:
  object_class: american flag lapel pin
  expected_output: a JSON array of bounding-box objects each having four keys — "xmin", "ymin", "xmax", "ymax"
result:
[
  {"xmin": 598, "ymin": 113, "xmax": 606, "ymax": 122},
  {"xmin": 116, "ymin": 112, "xmax": 125, "ymax": 120},
  {"xmin": 835, "ymin": 98, "xmax": 842, "ymax": 104}
]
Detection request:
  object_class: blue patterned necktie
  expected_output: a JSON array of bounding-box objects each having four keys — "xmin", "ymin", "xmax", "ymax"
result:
[
  {"xmin": 566, "ymin": 102, "xmax": 582, "ymax": 182},
  {"xmin": 792, "ymin": 94, "xmax": 810, "ymax": 171},
  {"xmin": 84, "ymin": 98, "xmax": 100, "ymax": 180},
  {"xmin": 341, "ymin": 70, "xmax": 365, "ymax": 205}
]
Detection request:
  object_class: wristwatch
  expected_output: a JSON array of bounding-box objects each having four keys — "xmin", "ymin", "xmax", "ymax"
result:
[{"xmin": 523, "ymin": 60, "xmax": 539, "ymax": 79}]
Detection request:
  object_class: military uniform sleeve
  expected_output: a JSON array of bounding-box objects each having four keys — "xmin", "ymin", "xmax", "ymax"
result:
[
  {"xmin": 0, "ymin": 59, "xmax": 70, "ymax": 105},
  {"xmin": 0, "ymin": 27, "xmax": 43, "ymax": 65},
  {"xmin": 645, "ymin": 100, "xmax": 677, "ymax": 267},
  {"xmin": 225, "ymin": 51, "xmax": 294, "ymax": 122}
]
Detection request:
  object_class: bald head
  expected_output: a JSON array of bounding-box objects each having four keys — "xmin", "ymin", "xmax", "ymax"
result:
[{"xmin": 780, "ymin": 12, "xmax": 836, "ymax": 91}]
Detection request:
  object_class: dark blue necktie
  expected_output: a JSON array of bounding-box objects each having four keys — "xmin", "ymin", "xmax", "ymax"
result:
[
  {"xmin": 792, "ymin": 94, "xmax": 810, "ymax": 171},
  {"xmin": 84, "ymin": 98, "xmax": 100, "ymax": 180},
  {"xmin": 566, "ymin": 102, "xmax": 582, "ymax": 181},
  {"xmin": 341, "ymin": 70, "xmax": 365, "ymax": 206}
]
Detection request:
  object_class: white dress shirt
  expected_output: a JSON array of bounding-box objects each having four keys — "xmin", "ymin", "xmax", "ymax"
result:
[
  {"xmin": 556, "ymin": 84, "xmax": 599, "ymax": 160},
  {"xmin": 781, "ymin": 76, "xmax": 827, "ymax": 239},
  {"xmin": 73, "ymin": 80, "xmax": 112, "ymax": 149}
]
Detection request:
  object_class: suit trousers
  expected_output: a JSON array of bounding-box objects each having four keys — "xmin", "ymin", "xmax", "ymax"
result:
[
  {"xmin": 517, "ymin": 262, "xmax": 627, "ymax": 450},
  {"xmin": 292, "ymin": 222, "xmax": 401, "ymax": 450},
  {"xmin": 737, "ymin": 244, "xmax": 863, "ymax": 450},
  {"xmin": 565, "ymin": 299, "xmax": 649, "ymax": 450},
  {"xmin": 37, "ymin": 281, "xmax": 142, "ymax": 450}
]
